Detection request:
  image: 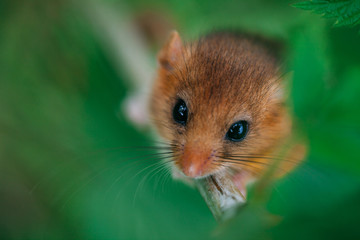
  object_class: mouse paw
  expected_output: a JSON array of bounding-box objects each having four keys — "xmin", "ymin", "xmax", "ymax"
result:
[{"xmin": 122, "ymin": 92, "xmax": 149, "ymax": 127}]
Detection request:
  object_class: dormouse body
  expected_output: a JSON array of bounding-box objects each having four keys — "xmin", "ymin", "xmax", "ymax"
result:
[{"xmin": 150, "ymin": 31, "xmax": 305, "ymax": 198}]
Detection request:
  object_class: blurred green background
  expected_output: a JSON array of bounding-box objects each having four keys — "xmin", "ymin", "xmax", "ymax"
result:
[{"xmin": 1, "ymin": 0, "xmax": 360, "ymax": 239}]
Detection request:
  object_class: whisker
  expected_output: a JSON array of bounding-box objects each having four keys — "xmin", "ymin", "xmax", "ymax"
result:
[
  {"xmin": 160, "ymin": 166, "xmax": 173, "ymax": 193},
  {"xmin": 59, "ymin": 153, "xmax": 176, "ymax": 210},
  {"xmin": 29, "ymin": 148, "xmax": 176, "ymax": 195},
  {"xmin": 150, "ymin": 161, "xmax": 172, "ymax": 192},
  {"xmin": 129, "ymin": 156, "xmax": 176, "ymax": 181},
  {"xmin": 217, "ymin": 157, "xmax": 291, "ymax": 175},
  {"xmin": 217, "ymin": 156, "xmax": 272, "ymax": 167},
  {"xmin": 132, "ymin": 160, "xmax": 173, "ymax": 205},
  {"xmin": 105, "ymin": 153, "xmax": 177, "ymax": 196},
  {"xmin": 215, "ymin": 159, "xmax": 265, "ymax": 173},
  {"xmin": 219, "ymin": 153, "xmax": 301, "ymax": 165},
  {"xmin": 212, "ymin": 162, "xmax": 260, "ymax": 178},
  {"xmin": 94, "ymin": 146, "xmax": 176, "ymax": 152},
  {"xmin": 217, "ymin": 154, "xmax": 302, "ymax": 169},
  {"xmin": 217, "ymin": 153, "xmax": 313, "ymax": 176}
]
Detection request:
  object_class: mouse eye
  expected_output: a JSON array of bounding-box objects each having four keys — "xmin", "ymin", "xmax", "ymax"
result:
[
  {"xmin": 173, "ymin": 99, "xmax": 188, "ymax": 125},
  {"xmin": 226, "ymin": 120, "xmax": 249, "ymax": 142}
]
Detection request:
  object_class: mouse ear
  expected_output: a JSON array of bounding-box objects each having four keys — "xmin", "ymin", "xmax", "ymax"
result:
[
  {"xmin": 158, "ymin": 31, "xmax": 183, "ymax": 71},
  {"xmin": 272, "ymin": 72, "xmax": 293, "ymax": 102},
  {"xmin": 268, "ymin": 78, "xmax": 287, "ymax": 104}
]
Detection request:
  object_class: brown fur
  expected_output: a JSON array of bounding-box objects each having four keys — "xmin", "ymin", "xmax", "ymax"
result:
[{"xmin": 150, "ymin": 31, "xmax": 304, "ymax": 182}]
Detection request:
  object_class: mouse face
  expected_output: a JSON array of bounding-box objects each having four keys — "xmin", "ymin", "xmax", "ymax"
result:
[{"xmin": 150, "ymin": 31, "xmax": 292, "ymax": 182}]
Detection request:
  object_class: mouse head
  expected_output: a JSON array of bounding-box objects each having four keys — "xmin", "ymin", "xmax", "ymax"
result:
[{"xmin": 150, "ymin": 31, "xmax": 291, "ymax": 179}]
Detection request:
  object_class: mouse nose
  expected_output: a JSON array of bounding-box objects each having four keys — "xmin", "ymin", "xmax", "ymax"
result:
[{"xmin": 180, "ymin": 145, "xmax": 214, "ymax": 178}]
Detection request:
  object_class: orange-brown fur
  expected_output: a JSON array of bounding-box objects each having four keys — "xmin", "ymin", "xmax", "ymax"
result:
[{"xmin": 150, "ymin": 31, "xmax": 304, "ymax": 188}]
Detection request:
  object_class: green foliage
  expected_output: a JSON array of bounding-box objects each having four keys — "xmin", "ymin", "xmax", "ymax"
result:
[
  {"xmin": 1, "ymin": 0, "xmax": 360, "ymax": 239},
  {"xmin": 293, "ymin": 0, "xmax": 360, "ymax": 28}
]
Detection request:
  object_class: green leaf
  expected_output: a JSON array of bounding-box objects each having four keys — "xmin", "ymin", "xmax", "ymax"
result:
[{"xmin": 292, "ymin": 0, "xmax": 360, "ymax": 28}]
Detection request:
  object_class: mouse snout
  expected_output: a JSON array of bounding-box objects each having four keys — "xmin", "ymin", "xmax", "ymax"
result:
[{"xmin": 179, "ymin": 145, "xmax": 216, "ymax": 178}]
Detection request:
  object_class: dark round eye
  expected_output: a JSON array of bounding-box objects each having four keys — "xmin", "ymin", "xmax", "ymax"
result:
[
  {"xmin": 173, "ymin": 99, "xmax": 188, "ymax": 125},
  {"xmin": 226, "ymin": 120, "xmax": 249, "ymax": 142}
]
